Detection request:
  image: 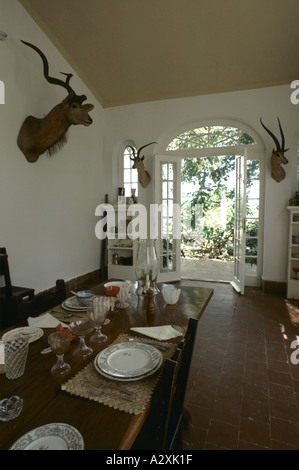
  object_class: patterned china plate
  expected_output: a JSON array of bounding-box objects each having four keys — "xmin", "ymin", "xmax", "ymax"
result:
[
  {"xmin": 9, "ymin": 423, "xmax": 84, "ymax": 450},
  {"xmin": 2, "ymin": 327, "xmax": 43, "ymax": 344},
  {"xmin": 94, "ymin": 353, "xmax": 163, "ymax": 381},
  {"xmin": 62, "ymin": 296, "xmax": 91, "ymax": 311},
  {"xmin": 94, "ymin": 342, "xmax": 163, "ymax": 379}
]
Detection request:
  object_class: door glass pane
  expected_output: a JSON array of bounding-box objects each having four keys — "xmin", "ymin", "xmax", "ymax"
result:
[
  {"xmin": 247, "ymin": 201, "xmax": 259, "ymax": 218},
  {"xmin": 162, "ymin": 182, "xmax": 168, "ymax": 198},
  {"xmin": 160, "ymin": 161, "xmax": 177, "ymax": 273},
  {"xmin": 162, "ymin": 218, "xmax": 168, "ymax": 237},
  {"xmin": 245, "ymin": 258, "xmax": 258, "ymax": 275},
  {"xmin": 162, "ymin": 164, "xmax": 168, "ymax": 180},
  {"xmin": 246, "ymin": 219, "xmax": 259, "ymax": 237},
  {"xmin": 162, "ymin": 200, "xmax": 168, "ymax": 217},
  {"xmin": 246, "ymin": 237, "xmax": 258, "ymax": 256},
  {"xmin": 245, "ymin": 159, "xmax": 260, "ymax": 278}
]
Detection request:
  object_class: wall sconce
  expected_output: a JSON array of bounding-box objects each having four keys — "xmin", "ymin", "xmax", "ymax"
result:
[{"xmin": 0, "ymin": 31, "xmax": 7, "ymax": 41}]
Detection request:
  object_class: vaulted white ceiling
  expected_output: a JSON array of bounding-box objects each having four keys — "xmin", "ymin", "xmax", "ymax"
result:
[{"xmin": 20, "ymin": 0, "xmax": 299, "ymax": 108}]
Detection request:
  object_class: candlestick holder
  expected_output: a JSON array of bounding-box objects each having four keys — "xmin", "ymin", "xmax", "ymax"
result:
[{"xmin": 135, "ymin": 239, "xmax": 160, "ymax": 295}]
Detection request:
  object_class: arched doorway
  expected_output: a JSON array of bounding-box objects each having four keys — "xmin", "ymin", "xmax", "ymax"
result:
[{"xmin": 155, "ymin": 120, "xmax": 265, "ymax": 292}]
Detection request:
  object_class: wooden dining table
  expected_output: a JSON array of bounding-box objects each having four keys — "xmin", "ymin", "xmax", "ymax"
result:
[{"xmin": 0, "ymin": 281, "xmax": 213, "ymax": 450}]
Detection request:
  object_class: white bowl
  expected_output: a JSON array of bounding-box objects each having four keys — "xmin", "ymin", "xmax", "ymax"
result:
[
  {"xmin": 104, "ymin": 281, "xmax": 128, "ymax": 289},
  {"xmin": 75, "ymin": 290, "xmax": 95, "ymax": 305},
  {"xmin": 162, "ymin": 286, "xmax": 181, "ymax": 304}
]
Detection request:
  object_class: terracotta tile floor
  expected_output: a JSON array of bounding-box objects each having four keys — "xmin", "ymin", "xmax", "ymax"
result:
[{"xmin": 181, "ymin": 281, "xmax": 299, "ymax": 450}]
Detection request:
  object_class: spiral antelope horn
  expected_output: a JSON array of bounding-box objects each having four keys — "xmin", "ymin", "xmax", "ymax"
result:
[
  {"xmin": 260, "ymin": 117, "xmax": 288, "ymax": 152},
  {"xmin": 21, "ymin": 40, "xmax": 87, "ymax": 104}
]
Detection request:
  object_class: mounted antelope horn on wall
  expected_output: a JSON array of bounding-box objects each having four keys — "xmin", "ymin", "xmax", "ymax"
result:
[
  {"xmin": 17, "ymin": 40, "xmax": 94, "ymax": 163},
  {"xmin": 128, "ymin": 142, "xmax": 157, "ymax": 188},
  {"xmin": 260, "ymin": 117, "xmax": 289, "ymax": 182}
]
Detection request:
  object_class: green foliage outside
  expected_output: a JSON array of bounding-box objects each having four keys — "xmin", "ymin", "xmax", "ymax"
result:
[{"xmin": 176, "ymin": 127, "xmax": 258, "ymax": 262}]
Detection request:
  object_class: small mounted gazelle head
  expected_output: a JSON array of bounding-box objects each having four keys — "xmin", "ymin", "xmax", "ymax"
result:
[
  {"xmin": 260, "ymin": 117, "xmax": 289, "ymax": 182},
  {"xmin": 128, "ymin": 142, "xmax": 157, "ymax": 188}
]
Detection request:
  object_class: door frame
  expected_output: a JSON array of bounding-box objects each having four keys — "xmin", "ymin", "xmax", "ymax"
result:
[
  {"xmin": 154, "ymin": 121, "xmax": 265, "ymax": 287},
  {"xmin": 154, "ymin": 155, "xmax": 181, "ymax": 282},
  {"xmin": 231, "ymin": 152, "xmax": 247, "ymax": 294}
]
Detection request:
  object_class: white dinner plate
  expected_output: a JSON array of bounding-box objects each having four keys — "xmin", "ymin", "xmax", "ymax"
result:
[
  {"xmin": 2, "ymin": 327, "xmax": 43, "ymax": 344},
  {"xmin": 9, "ymin": 423, "xmax": 84, "ymax": 450},
  {"xmin": 94, "ymin": 353, "xmax": 163, "ymax": 381},
  {"xmin": 94, "ymin": 342, "xmax": 163, "ymax": 379}
]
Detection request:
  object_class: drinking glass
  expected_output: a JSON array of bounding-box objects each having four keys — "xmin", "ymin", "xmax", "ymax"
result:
[
  {"xmin": 92, "ymin": 294, "xmax": 111, "ymax": 324},
  {"xmin": 104, "ymin": 284, "xmax": 120, "ymax": 312},
  {"xmin": 48, "ymin": 332, "xmax": 72, "ymax": 377},
  {"xmin": 68, "ymin": 320, "xmax": 94, "ymax": 359},
  {"xmin": 4, "ymin": 337, "xmax": 29, "ymax": 379},
  {"xmin": 116, "ymin": 283, "xmax": 130, "ymax": 308},
  {"xmin": 89, "ymin": 298, "xmax": 109, "ymax": 344}
]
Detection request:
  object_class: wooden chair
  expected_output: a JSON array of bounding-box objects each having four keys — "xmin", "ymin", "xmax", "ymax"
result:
[
  {"xmin": 0, "ymin": 248, "xmax": 35, "ymax": 329},
  {"xmin": 0, "ymin": 248, "xmax": 35, "ymax": 300},
  {"xmin": 132, "ymin": 316, "xmax": 198, "ymax": 450},
  {"xmin": 15, "ymin": 279, "xmax": 67, "ymax": 323}
]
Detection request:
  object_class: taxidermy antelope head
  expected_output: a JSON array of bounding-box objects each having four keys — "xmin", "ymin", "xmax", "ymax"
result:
[
  {"xmin": 260, "ymin": 117, "xmax": 289, "ymax": 182},
  {"xmin": 128, "ymin": 142, "xmax": 157, "ymax": 188},
  {"xmin": 17, "ymin": 41, "xmax": 94, "ymax": 163}
]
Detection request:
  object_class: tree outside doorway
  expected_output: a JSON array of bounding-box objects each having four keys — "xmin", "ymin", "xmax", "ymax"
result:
[{"xmin": 180, "ymin": 153, "xmax": 259, "ymax": 281}]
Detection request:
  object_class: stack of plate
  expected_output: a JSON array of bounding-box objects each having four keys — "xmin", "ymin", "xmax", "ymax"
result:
[
  {"xmin": 94, "ymin": 342, "xmax": 163, "ymax": 381},
  {"xmin": 62, "ymin": 296, "xmax": 90, "ymax": 312}
]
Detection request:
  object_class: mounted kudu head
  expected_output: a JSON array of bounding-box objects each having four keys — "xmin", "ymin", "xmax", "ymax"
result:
[
  {"xmin": 260, "ymin": 117, "xmax": 289, "ymax": 182},
  {"xmin": 17, "ymin": 41, "xmax": 94, "ymax": 163},
  {"xmin": 128, "ymin": 142, "xmax": 157, "ymax": 188}
]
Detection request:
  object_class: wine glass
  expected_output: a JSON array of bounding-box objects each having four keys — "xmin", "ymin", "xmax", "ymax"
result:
[
  {"xmin": 88, "ymin": 298, "xmax": 109, "ymax": 344},
  {"xmin": 68, "ymin": 320, "xmax": 94, "ymax": 359},
  {"xmin": 48, "ymin": 332, "xmax": 72, "ymax": 377},
  {"xmin": 116, "ymin": 283, "xmax": 130, "ymax": 308},
  {"xmin": 93, "ymin": 293, "xmax": 111, "ymax": 324},
  {"xmin": 104, "ymin": 283, "xmax": 120, "ymax": 312}
]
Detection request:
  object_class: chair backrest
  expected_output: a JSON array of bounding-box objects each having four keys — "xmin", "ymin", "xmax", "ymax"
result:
[
  {"xmin": 133, "ymin": 316, "xmax": 198, "ymax": 450},
  {"xmin": 0, "ymin": 251, "xmax": 13, "ymax": 298},
  {"xmin": 163, "ymin": 317, "xmax": 198, "ymax": 449},
  {"xmin": 15, "ymin": 279, "xmax": 67, "ymax": 322}
]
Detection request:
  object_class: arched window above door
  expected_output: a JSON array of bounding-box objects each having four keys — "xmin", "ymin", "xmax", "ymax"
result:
[{"xmin": 166, "ymin": 125, "xmax": 256, "ymax": 151}]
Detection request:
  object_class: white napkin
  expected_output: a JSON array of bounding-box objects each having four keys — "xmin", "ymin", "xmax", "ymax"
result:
[
  {"xmin": 130, "ymin": 325, "xmax": 183, "ymax": 341},
  {"xmin": 27, "ymin": 313, "xmax": 68, "ymax": 328}
]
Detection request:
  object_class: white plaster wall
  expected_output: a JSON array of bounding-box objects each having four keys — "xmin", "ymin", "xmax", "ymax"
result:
[
  {"xmin": 1, "ymin": 1, "xmax": 298, "ymax": 290},
  {"xmin": 104, "ymin": 85, "xmax": 299, "ymax": 284},
  {"xmin": 0, "ymin": 0, "xmax": 105, "ymax": 292}
]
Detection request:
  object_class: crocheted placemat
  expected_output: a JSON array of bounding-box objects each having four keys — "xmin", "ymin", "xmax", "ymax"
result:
[{"xmin": 61, "ymin": 333, "xmax": 176, "ymax": 415}]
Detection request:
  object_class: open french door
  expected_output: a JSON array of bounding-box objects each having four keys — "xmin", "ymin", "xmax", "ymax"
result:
[
  {"xmin": 154, "ymin": 155, "xmax": 181, "ymax": 282},
  {"xmin": 231, "ymin": 152, "xmax": 247, "ymax": 294}
]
